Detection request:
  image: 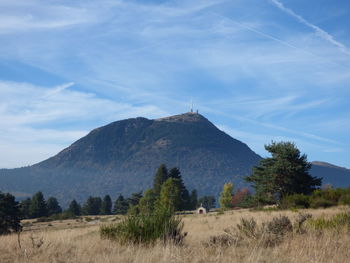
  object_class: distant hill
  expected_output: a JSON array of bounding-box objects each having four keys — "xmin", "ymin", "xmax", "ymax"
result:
[
  {"xmin": 310, "ymin": 161, "xmax": 350, "ymax": 188},
  {"xmin": 0, "ymin": 112, "xmax": 261, "ymax": 205},
  {"xmin": 0, "ymin": 112, "xmax": 349, "ymax": 206}
]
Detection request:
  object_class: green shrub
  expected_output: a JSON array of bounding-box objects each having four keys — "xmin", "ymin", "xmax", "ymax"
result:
[
  {"xmin": 308, "ymin": 212, "xmax": 350, "ymax": 230},
  {"xmin": 338, "ymin": 193, "xmax": 350, "ymax": 206},
  {"xmin": 100, "ymin": 205, "xmax": 185, "ymax": 245},
  {"xmin": 309, "ymin": 197, "xmax": 335, "ymax": 208},
  {"xmin": 280, "ymin": 194, "xmax": 310, "ymax": 209}
]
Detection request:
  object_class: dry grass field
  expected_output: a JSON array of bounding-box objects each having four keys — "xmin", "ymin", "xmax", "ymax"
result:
[{"xmin": 1, "ymin": 207, "xmax": 349, "ymax": 263}]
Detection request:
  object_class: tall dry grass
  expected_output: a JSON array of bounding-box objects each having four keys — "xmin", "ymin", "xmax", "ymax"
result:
[{"xmin": 1, "ymin": 207, "xmax": 349, "ymax": 263}]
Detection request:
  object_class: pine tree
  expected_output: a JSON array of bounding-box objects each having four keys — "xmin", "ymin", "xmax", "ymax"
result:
[
  {"xmin": 0, "ymin": 192, "xmax": 22, "ymax": 235},
  {"xmin": 153, "ymin": 164, "xmax": 169, "ymax": 196},
  {"xmin": 138, "ymin": 189, "xmax": 157, "ymax": 215},
  {"xmin": 47, "ymin": 197, "xmax": 62, "ymax": 216},
  {"xmin": 168, "ymin": 167, "xmax": 191, "ymax": 210},
  {"xmin": 219, "ymin": 182, "xmax": 234, "ymax": 209},
  {"xmin": 246, "ymin": 141, "xmax": 322, "ymax": 203},
  {"xmin": 19, "ymin": 198, "xmax": 31, "ymax": 219},
  {"xmin": 83, "ymin": 196, "xmax": 102, "ymax": 215},
  {"xmin": 113, "ymin": 194, "xmax": 128, "ymax": 215},
  {"xmin": 159, "ymin": 178, "xmax": 181, "ymax": 211},
  {"xmin": 29, "ymin": 191, "xmax": 48, "ymax": 218},
  {"xmin": 101, "ymin": 195, "xmax": 112, "ymax": 215},
  {"xmin": 189, "ymin": 189, "xmax": 198, "ymax": 210},
  {"xmin": 68, "ymin": 200, "xmax": 81, "ymax": 216}
]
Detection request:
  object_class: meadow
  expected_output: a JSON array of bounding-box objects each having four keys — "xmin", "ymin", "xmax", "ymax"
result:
[{"xmin": 1, "ymin": 207, "xmax": 349, "ymax": 263}]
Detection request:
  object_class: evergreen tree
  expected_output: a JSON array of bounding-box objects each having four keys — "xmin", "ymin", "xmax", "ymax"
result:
[
  {"xmin": 127, "ymin": 192, "xmax": 143, "ymax": 207},
  {"xmin": 101, "ymin": 195, "xmax": 112, "ymax": 215},
  {"xmin": 113, "ymin": 194, "xmax": 128, "ymax": 215},
  {"xmin": 138, "ymin": 189, "xmax": 157, "ymax": 214},
  {"xmin": 153, "ymin": 164, "xmax": 169, "ymax": 196},
  {"xmin": 219, "ymin": 182, "xmax": 234, "ymax": 209},
  {"xmin": 126, "ymin": 192, "xmax": 143, "ymax": 215},
  {"xmin": 159, "ymin": 178, "xmax": 181, "ymax": 211},
  {"xmin": 246, "ymin": 141, "xmax": 322, "ymax": 203},
  {"xmin": 198, "ymin": 196, "xmax": 216, "ymax": 211},
  {"xmin": 189, "ymin": 189, "xmax": 198, "ymax": 210},
  {"xmin": 83, "ymin": 196, "xmax": 102, "ymax": 215},
  {"xmin": 68, "ymin": 200, "xmax": 81, "ymax": 216},
  {"xmin": 168, "ymin": 167, "xmax": 191, "ymax": 210},
  {"xmin": 47, "ymin": 197, "xmax": 62, "ymax": 216},
  {"xmin": 29, "ymin": 191, "xmax": 48, "ymax": 218},
  {"xmin": 0, "ymin": 192, "xmax": 22, "ymax": 235},
  {"xmin": 19, "ymin": 198, "xmax": 31, "ymax": 219}
]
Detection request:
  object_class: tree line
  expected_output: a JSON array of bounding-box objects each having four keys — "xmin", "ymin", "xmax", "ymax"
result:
[
  {"xmin": 218, "ymin": 141, "xmax": 350, "ymax": 210},
  {"xmin": 0, "ymin": 164, "xmax": 216, "ymax": 234}
]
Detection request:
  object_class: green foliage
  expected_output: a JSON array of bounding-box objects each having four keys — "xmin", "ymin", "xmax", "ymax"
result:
[
  {"xmin": 198, "ymin": 196, "xmax": 216, "ymax": 211},
  {"xmin": 47, "ymin": 197, "xmax": 62, "ymax": 216},
  {"xmin": 0, "ymin": 192, "xmax": 22, "ymax": 235},
  {"xmin": 189, "ymin": 189, "xmax": 198, "ymax": 210},
  {"xmin": 100, "ymin": 205, "xmax": 185, "ymax": 245},
  {"xmin": 307, "ymin": 212, "xmax": 350, "ymax": 230},
  {"xmin": 153, "ymin": 164, "xmax": 169, "ymax": 197},
  {"xmin": 246, "ymin": 141, "xmax": 322, "ymax": 204},
  {"xmin": 309, "ymin": 197, "xmax": 335, "ymax": 208},
  {"xmin": 280, "ymin": 188, "xmax": 350, "ymax": 209},
  {"xmin": 159, "ymin": 178, "xmax": 181, "ymax": 211},
  {"xmin": 83, "ymin": 196, "xmax": 102, "ymax": 215},
  {"xmin": 126, "ymin": 192, "xmax": 143, "ymax": 215},
  {"xmin": 113, "ymin": 194, "xmax": 128, "ymax": 215},
  {"xmin": 138, "ymin": 189, "xmax": 157, "ymax": 215},
  {"xmin": 19, "ymin": 198, "xmax": 31, "ymax": 219},
  {"xmin": 338, "ymin": 193, "xmax": 350, "ymax": 205},
  {"xmin": 29, "ymin": 191, "xmax": 48, "ymax": 218},
  {"xmin": 280, "ymin": 194, "xmax": 310, "ymax": 209},
  {"xmin": 219, "ymin": 182, "xmax": 234, "ymax": 209},
  {"xmin": 101, "ymin": 195, "xmax": 112, "ymax": 215},
  {"xmin": 168, "ymin": 167, "xmax": 192, "ymax": 210},
  {"xmin": 68, "ymin": 199, "xmax": 81, "ymax": 216}
]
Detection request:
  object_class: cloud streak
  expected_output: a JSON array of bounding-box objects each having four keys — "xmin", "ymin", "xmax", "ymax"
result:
[{"xmin": 270, "ymin": 0, "xmax": 350, "ymax": 55}]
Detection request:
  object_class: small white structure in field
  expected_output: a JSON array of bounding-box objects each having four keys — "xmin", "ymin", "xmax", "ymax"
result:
[{"xmin": 197, "ymin": 204, "xmax": 207, "ymax": 214}]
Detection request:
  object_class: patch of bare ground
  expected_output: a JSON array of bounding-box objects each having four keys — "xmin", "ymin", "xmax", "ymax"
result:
[{"xmin": 1, "ymin": 207, "xmax": 349, "ymax": 263}]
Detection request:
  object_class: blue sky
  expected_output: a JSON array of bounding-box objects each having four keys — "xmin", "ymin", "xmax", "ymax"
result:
[{"xmin": 0, "ymin": 0, "xmax": 349, "ymax": 168}]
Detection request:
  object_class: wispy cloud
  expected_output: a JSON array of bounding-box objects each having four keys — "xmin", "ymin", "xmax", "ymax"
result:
[
  {"xmin": 270, "ymin": 0, "xmax": 350, "ymax": 55},
  {"xmin": 0, "ymin": 80, "xmax": 168, "ymax": 167}
]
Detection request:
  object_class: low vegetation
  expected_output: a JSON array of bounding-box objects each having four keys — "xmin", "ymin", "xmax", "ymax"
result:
[{"xmin": 1, "ymin": 207, "xmax": 350, "ymax": 263}]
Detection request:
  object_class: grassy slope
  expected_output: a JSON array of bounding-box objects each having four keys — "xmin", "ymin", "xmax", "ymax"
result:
[{"xmin": 1, "ymin": 207, "xmax": 350, "ymax": 263}]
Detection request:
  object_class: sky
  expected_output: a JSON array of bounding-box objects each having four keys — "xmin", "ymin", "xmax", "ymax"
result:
[{"xmin": 0, "ymin": 0, "xmax": 349, "ymax": 169}]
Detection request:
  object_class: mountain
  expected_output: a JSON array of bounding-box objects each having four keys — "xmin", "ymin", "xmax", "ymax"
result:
[
  {"xmin": 1, "ymin": 112, "xmax": 349, "ymax": 206},
  {"xmin": 0, "ymin": 112, "xmax": 261, "ymax": 205},
  {"xmin": 310, "ymin": 161, "xmax": 350, "ymax": 188}
]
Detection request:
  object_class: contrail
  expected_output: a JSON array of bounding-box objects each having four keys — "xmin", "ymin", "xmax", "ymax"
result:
[
  {"xmin": 212, "ymin": 12, "xmax": 350, "ymax": 70},
  {"xmin": 270, "ymin": 0, "xmax": 350, "ymax": 56}
]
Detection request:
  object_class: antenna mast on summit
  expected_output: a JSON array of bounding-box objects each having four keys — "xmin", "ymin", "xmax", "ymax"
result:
[{"xmin": 190, "ymin": 99, "xmax": 193, "ymax": 113}]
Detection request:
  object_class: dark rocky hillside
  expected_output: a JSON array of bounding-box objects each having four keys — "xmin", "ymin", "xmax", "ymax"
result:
[{"xmin": 0, "ymin": 112, "xmax": 261, "ymax": 205}]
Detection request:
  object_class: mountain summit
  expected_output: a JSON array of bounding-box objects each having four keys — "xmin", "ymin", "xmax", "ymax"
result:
[
  {"xmin": 0, "ymin": 112, "xmax": 261, "ymax": 204},
  {"xmin": 1, "ymin": 112, "xmax": 349, "ymax": 205}
]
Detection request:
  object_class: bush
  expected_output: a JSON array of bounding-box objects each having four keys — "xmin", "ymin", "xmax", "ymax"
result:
[
  {"xmin": 265, "ymin": 215, "xmax": 293, "ymax": 236},
  {"xmin": 100, "ymin": 205, "xmax": 185, "ymax": 245},
  {"xmin": 338, "ymin": 193, "xmax": 350, "ymax": 206},
  {"xmin": 280, "ymin": 194, "xmax": 310, "ymax": 209},
  {"xmin": 309, "ymin": 197, "xmax": 335, "ymax": 208},
  {"xmin": 308, "ymin": 212, "xmax": 350, "ymax": 230},
  {"xmin": 235, "ymin": 215, "xmax": 293, "ymax": 247}
]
